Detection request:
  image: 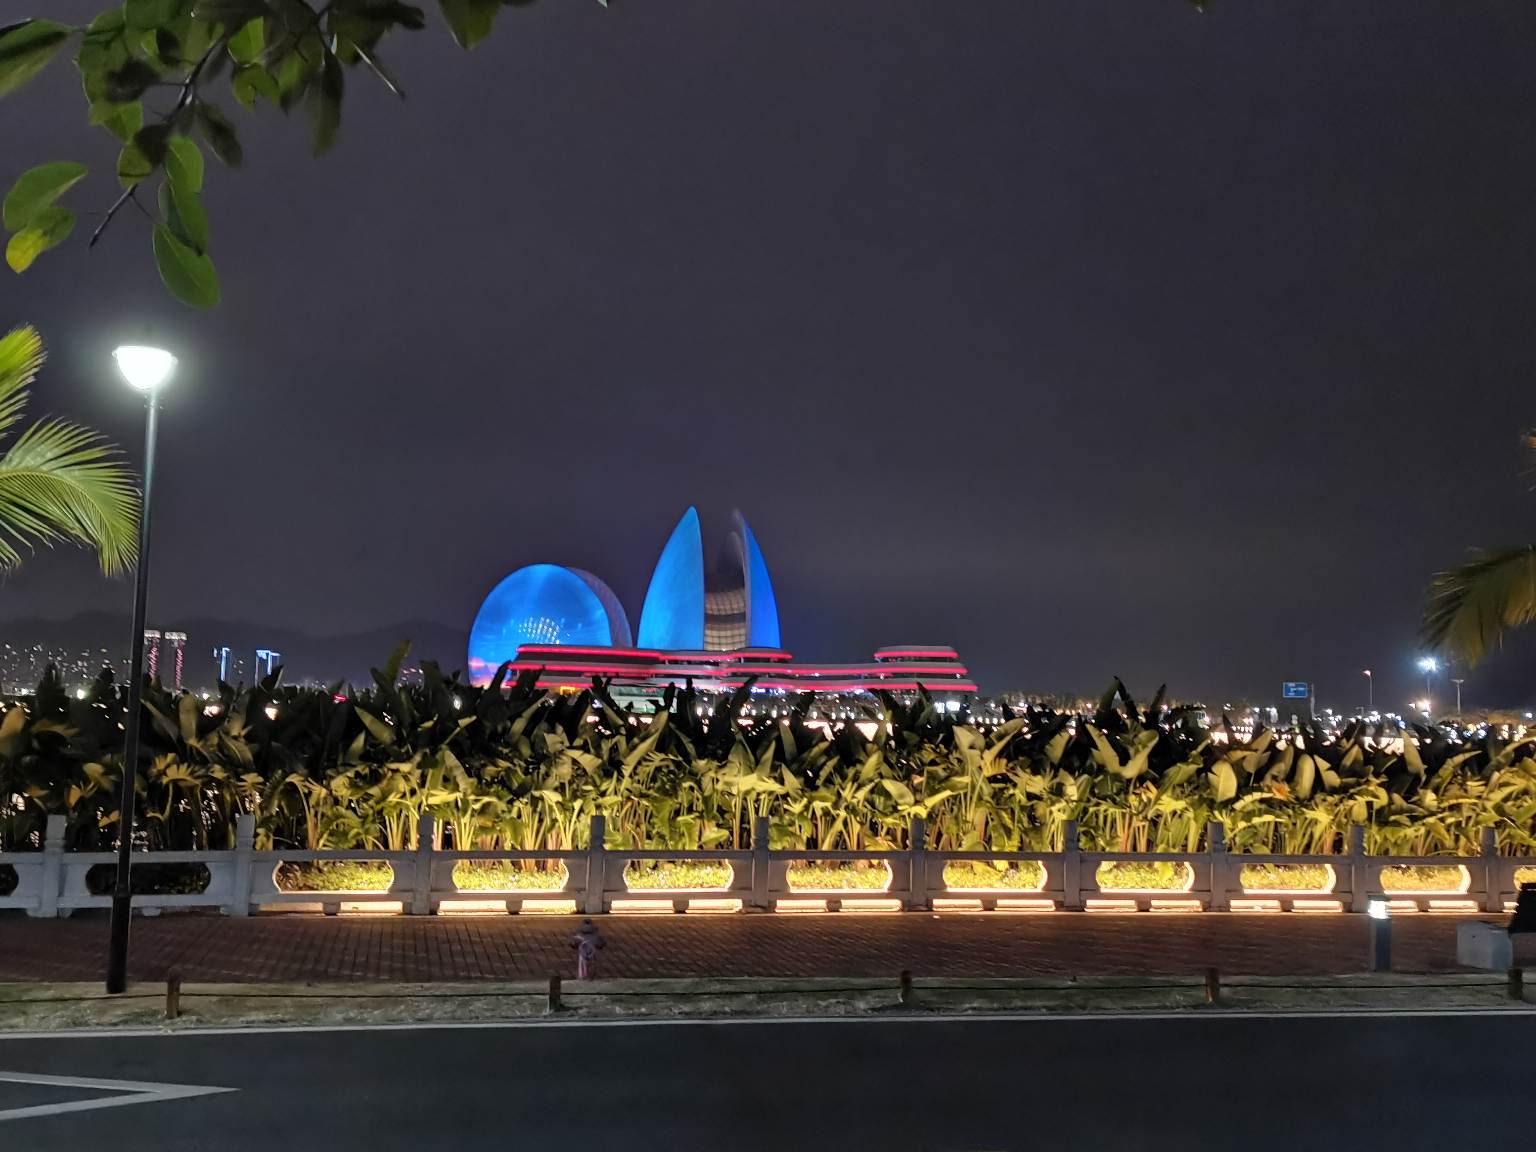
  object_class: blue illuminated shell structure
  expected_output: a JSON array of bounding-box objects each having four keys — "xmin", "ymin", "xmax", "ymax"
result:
[
  {"xmin": 637, "ymin": 508, "xmax": 781, "ymax": 651},
  {"xmin": 466, "ymin": 564, "xmax": 632, "ymax": 685}
]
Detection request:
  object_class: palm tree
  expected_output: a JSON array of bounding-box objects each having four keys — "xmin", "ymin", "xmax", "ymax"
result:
[
  {"xmin": 1422, "ymin": 430, "xmax": 1536, "ymax": 665},
  {"xmin": 0, "ymin": 326, "xmax": 138, "ymax": 574}
]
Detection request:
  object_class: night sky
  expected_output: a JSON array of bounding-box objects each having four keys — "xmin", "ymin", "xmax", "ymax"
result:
[{"xmin": 2, "ymin": 0, "xmax": 1532, "ymax": 708}]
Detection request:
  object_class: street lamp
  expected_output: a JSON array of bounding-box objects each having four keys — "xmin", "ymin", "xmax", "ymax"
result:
[
  {"xmin": 105, "ymin": 343, "xmax": 176, "ymax": 995},
  {"xmin": 1362, "ymin": 669, "xmax": 1373, "ymax": 714},
  {"xmin": 1451, "ymin": 678, "xmax": 1465, "ymax": 721},
  {"xmin": 1417, "ymin": 656, "xmax": 1437, "ymax": 719}
]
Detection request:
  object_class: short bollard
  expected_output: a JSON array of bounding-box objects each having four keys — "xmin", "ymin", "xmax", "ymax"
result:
[
  {"xmin": 165, "ymin": 970, "xmax": 181, "ymax": 1020},
  {"xmin": 898, "ymin": 969, "xmax": 913, "ymax": 1007},
  {"xmin": 1368, "ymin": 899, "xmax": 1392, "ymax": 972},
  {"xmin": 1204, "ymin": 967, "xmax": 1221, "ymax": 1006},
  {"xmin": 1509, "ymin": 968, "xmax": 1524, "ymax": 1002},
  {"xmin": 547, "ymin": 974, "xmax": 562, "ymax": 1013},
  {"xmin": 572, "ymin": 919, "xmax": 606, "ymax": 981}
]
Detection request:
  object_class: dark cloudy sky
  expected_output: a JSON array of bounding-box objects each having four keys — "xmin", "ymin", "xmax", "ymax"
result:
[{"xmin": 2, "ymin": 0, "xmax": 1531, "ymax": 707}]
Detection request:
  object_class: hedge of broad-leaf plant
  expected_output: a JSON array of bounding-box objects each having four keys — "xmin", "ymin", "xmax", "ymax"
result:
[{"xmin": 3, "ymin": 648, "xmax": 1536, "ymax": 860}]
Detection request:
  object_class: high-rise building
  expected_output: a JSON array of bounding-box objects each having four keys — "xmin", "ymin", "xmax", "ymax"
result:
[
  {"xmin": 143, "ymin": 630, "xmax": 161, "ymax": 681},
  {"xmin": 212, "ymin": 645, "xmax": 231, "ymax": 684},
  {"xmin": 163, "ymin": 631, "xmax": 187, "ymax": 691},
  {"xmin": 255, "ymin": 648, "xmax": 281, "ymax": 679}
]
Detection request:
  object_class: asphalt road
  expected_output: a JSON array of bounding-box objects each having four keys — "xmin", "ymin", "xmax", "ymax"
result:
[{"xmin": 0, "ymin": 1013, "xmax": 1528, "ymax": 1149}]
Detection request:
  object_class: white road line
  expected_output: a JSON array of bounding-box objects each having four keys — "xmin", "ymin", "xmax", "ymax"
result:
[
  {"xmin": 0, "ymin": 1004, "xmax": 1533, "ymax": 1041},
  {"xmin": 0, "ymin": 1071, "xmax": 235, "ymax": 1123}
]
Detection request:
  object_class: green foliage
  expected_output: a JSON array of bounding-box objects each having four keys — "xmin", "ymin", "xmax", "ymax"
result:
[
  {"xmin": 0, "ymin": 1, "xmax": 610, "ymax": 305},
  {"xmin": 1422, "ymin": 430, "xmax": 1536, "ymax": 665},
  {"xmin": 6, "ymin": 660, "xmax": 1536, "ymax": 873},
  {"xmin": 3, "ymin": 162, "xmax": 86, "ymax": 231},
  {"xmin": 0, "ymin": 327, "xmax": 139, "ymax": 573},
  {"xmin": 0, "ymin": 20, "xmax": 72, "ymax": 98}
]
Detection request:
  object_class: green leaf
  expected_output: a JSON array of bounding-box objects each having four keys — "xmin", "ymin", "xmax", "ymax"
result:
[
  {"xmin": 438, "ymin": 0, "xmax": 500, "ymax": 49},
  {"xmin": 165, "ymin": 137, "xmax": 204, "ymax": 192},
  {"xmin": 192, "ymin": 0, "xmax": 273, "ymax": 25},
  {"xmin": 355, "ymin": 707, "xmax": 396, "ymax": 746},
  {"xmin": 309, "ymin": 49, "xmax": 344, "ymax": 155},
  {"xmin": 152, "ymin": 27, "xmax": 181, "ymax": 67},
  {"xmin": 5, "ymin": 206, "xmax": 75, "ymax": 273},
  {"xmin": 103, "ymin": 58, "xmax": 161, "ymax": 102},
  {"xmin": 1209, "ymin": 759, "xmax": 1238, "ymax": 804},
  {"xmin": 125, "ymin": 0, "xmax": 177, "ymax": 31},
  {"xmin": 117, "ymin": 125, "xmax": 170, "ymax": 186},
  {"xmin": 231, "ymin": 63, "xmax": 279, "ymax": 108},
  {"xmin": 158, "ymin": 178, "xmax": 209, "ymax": 252},
  {"xmin": 153, "ymin": 223, "xmax": 220, "ymax": 307},
  {"xmin": 76, "ymin": 11, "xmax": 130, "ymax": 73},
  {"xmin": 89, "ymin": 99, "xmax": 143, "ymax": 142},
  {"xmin": 227, "ymin": 17, "xmax": 264, "ymax": 65},
  {"xmin": 117, "ymin": 143, "xmax": 152, "ymax": 186},
  {"xmin": 196, "ymin": 103, "xmax": 243, "ymax": 167},
  {"xmin": 3, "ymin": 162, "xmax": 88, "ymax": 230},
  {"xmin": 0, "ymin": 20, "xmax": 73, "ymax": 100}
]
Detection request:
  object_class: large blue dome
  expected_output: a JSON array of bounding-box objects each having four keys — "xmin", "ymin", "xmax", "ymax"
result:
[{"xmin": 467, "ymin": 564, "xmax": 632, "ymax": 685}]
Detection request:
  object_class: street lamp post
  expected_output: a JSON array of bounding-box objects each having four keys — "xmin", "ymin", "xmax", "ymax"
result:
[
  {"xmin": 1417, "ymin": 656, "xmax": 1437, "ymax": 720},
  {"xmin": 1362, "ymin": 669, "xmax": 1373, "ymax": 714},
  {"xmin": 1452, "ymin": 678, "xmax": 1465, "ymax": 721},
  {"xmin": 105, "ymin": 344, "xmax": 176, "ymax": 996}
]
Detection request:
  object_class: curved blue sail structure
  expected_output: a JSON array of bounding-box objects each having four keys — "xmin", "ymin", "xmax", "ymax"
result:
[
  {"xmin": 736, "ymin": 512, "xmax": 781, "ymax": 648},
  {"xmin": 636, "ymin": 507, "xmax": 706, "ymax": 650}
]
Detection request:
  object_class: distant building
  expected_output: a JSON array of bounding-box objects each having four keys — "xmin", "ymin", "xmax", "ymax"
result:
[
  {"xmin": 466, "ymin": 506, "xmax": 975, "ymax": 705},
  {"xmin": 467, "ymin": 566, "xmax": 632, "ymax": 683},
  {"xmin": 163, "ymin": 631, "xmax": 187, "ymax": 691},
  {"xmin": 504, "ymin": 645, "xmax": 976, "ymax": 709},
  {"xmin": 143, "ymin": 629, "xmax": 161, "ymax": 681},
  {"xmin": 255, "ymin": 648, "xmax": 280, "ymax": 679},
  {"xmin": 638, "ymin": 508, "xmax": 779, "ymax": 651}
]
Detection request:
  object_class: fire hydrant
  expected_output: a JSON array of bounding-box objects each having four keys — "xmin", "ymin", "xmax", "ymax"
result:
[{"xmin": 572, "ymin": 918, "xmax": 606, "ymax": 980}]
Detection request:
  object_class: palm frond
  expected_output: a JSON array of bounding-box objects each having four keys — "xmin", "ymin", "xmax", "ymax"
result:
[
  {"xmin": 0, "ymin": 417, "xmax": 139, "ymax": 575},
  {"xmin": 0, "ymin": 326, "xmax": 45, "ymax": 439},
  {"xmin": 1422, "ymin": 545, "xmax": 1536, "ymax": 666}
]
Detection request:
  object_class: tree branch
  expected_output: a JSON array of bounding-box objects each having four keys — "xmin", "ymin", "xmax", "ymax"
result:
[{"xmin": 89, "ymin": 187, "xmax": 138, "ymax": 249}]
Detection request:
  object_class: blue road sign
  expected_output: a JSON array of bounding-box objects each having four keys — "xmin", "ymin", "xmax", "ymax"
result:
[{"xmin": 1282, "ymin": 681, "xmax": 1310, "ymax": 699}]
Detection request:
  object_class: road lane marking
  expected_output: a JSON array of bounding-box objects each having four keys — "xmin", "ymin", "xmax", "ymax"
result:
[
  {"xmin": 0, "ymin": 1071, "xmax": 235, "ymax": 1123},
  {"xmin": 0, "ymin": 1004, "xmax": 1533, "ymax": 1041}
]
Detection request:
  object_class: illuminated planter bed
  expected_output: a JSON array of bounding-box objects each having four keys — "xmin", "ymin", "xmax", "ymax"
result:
[
  {"xmin": 1237, "ymin": 863, "xmax": 1335, "ymax": 892},
  {"xmin": 622, "ymin": 860, "xmax": 731, "ymax": 891},
  {"xmin": 941, "ymin": 860, "xmax": 1046, "ymax": 891},
  {"xmin": 452, "ymin": 861, "xmax": 568, "ymax": 891},
  {"xmin": 1096, "ymin": 861, "xmax": 1193, "ymax": 892},
  {"xmin": 1378, "ymin": 864, "xmax": 1469, "ymax": 893},
  {"xmin": 276, "ymin": 860, "xmax": 394, "ymax": 892},
  {"xmin": 786, "ymin": 861, "xmax": 892, "ymax": 891}
]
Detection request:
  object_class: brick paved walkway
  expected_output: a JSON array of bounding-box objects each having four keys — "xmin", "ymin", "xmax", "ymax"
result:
[{"xmin": 0, "ymin": 912, "xmax": 1488, "ymax": 984}]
